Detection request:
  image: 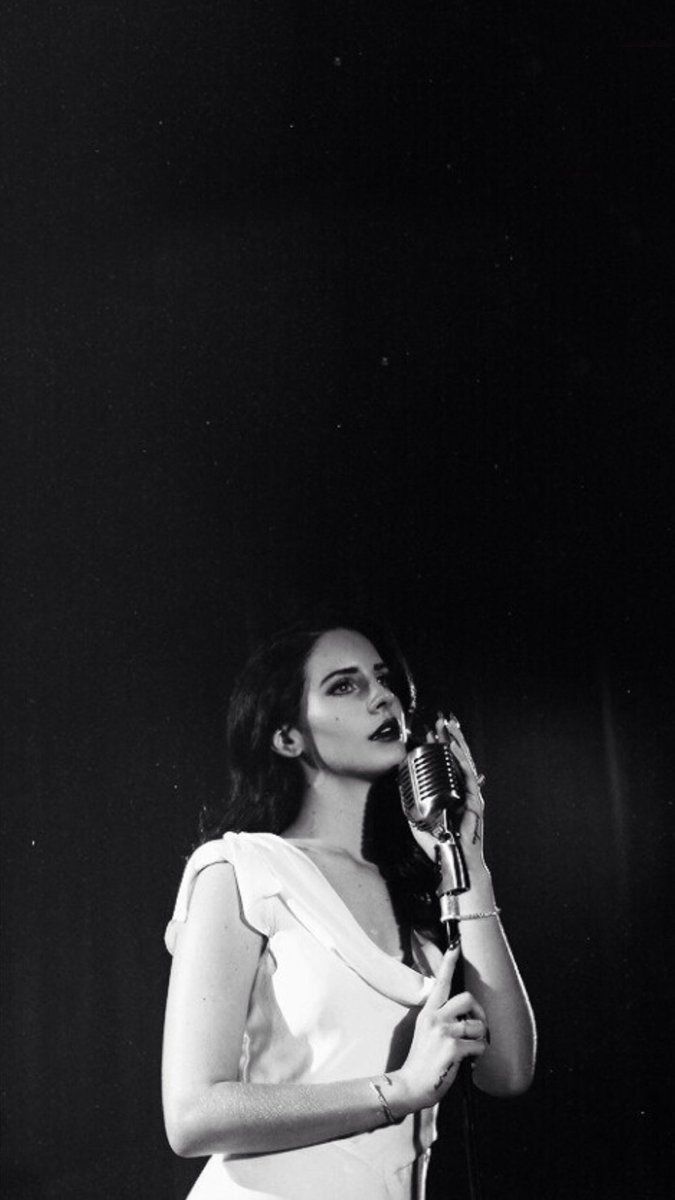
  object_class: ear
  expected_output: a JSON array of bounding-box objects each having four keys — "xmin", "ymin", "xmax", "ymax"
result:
[{"xmin": 271, "ymin": 725, "xmax": 305, "ymax": 759}]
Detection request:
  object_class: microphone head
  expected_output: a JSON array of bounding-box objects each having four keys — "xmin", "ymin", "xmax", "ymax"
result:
[{"xmin": 398, "ymin": 742, "xmax": 465, "ymax": 833}]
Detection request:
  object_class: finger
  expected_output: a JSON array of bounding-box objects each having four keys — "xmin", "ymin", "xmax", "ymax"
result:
[
  {"xmin": 436, "ymin": 712, "xmax": 466, "ymax": 752},
  {"xmin": 450, "ymin": 743, "xmax": 484, "ymax": 799},
  {"xmin": 457, "ymin": 1038, "xmax": 487, "ymax": 1059},
  {"xmin": 426, "ymin": 946, "xmax": 460, "ymax": 1007},
  {"xmin": 447, "ymin": 723, "xmax": 483, "ymax": 782},
  {"xmin": 435, "ymin": 714, "xmax": 450, "ymax": 742},
  {"xmin": 439, "ymin": 712, "xmax": 479, "ymax": 769},
  {"xmin": 442, "ymin": 991, "xmax": 488, "ymax": 1024},
  {"xmin": 448, "ymin": 1017, "xmax": 488, "ymax": 1041},
  {"xmin": 445, "ymin": 715, "xmax": 467, "ymax": 748},
  {"xmin": 450, "ymin": 741, "xmax": 472, "ymax": 773},
  {"xmin": 446, "ymin": 715, "xmax": 474, "ymax": 758},
  {"xmin": 427, "ymin": 716, "xmax": 450, "ymax": 744}
]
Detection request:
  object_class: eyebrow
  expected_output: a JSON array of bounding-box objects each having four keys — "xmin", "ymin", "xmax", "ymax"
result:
[{"xmin": 320, "ymin": 662, "xmax": 388, "ymax": 686}]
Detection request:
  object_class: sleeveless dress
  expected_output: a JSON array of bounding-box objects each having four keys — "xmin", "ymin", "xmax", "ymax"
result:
[{"xmin": 165, "ymin": 832, "xmax": 444, "ymax": 1200}]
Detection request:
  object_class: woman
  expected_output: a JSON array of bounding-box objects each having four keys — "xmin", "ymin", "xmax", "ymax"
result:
[{"xmin": 162, "ymin": 622, "xmax": 536, "ymax": 1199}]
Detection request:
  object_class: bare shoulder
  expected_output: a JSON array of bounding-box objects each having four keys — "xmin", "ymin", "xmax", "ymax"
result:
[
  {"xmin": 188, "ymin": 858, "xmax": 239, "ymax": 912},
  {"xmin": 172, "ymin": 860, "xmax": 263, "ymax": 963}
]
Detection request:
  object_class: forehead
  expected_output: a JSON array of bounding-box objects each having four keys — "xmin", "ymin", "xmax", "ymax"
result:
[{"xmin": 304, "ymin": 628, "xmax": 382, "ymax": 684}]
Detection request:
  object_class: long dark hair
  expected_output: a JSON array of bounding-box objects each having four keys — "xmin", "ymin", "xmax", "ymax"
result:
[{"xmin": 198, "ymin": 617, "xmax": 441, "ymax": 940}]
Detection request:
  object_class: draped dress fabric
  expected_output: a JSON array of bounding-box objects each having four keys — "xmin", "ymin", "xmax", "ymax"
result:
[{"xmin": 165, "ymin": 832, "xmax": 444, "ymax": 1200}]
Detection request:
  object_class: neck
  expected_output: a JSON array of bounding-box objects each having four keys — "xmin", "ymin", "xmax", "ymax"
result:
[{"xmin": 282, "ymin": 774, "xmax": 373, "ymax": 860}]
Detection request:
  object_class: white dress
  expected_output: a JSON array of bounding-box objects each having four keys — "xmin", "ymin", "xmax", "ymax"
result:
[{"xmin": 165, "ymin": 832, "xmax": 443, "ymax": 1200}]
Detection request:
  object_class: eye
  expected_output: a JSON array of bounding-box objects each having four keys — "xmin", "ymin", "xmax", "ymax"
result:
[
  {"xmin": 327, "ymin": 677, "xmax": 356, "ymax": 696},
  {"xmin": 376, "ymin": 671, "xmax": 392, "ymax": 691}
]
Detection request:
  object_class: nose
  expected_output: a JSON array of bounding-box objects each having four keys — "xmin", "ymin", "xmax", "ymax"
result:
[{"xmin": 367, "ymin": 678, "xmax": 395, "ymax": 712}]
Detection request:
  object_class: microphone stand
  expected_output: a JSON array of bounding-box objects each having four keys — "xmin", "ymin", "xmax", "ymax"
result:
[{"xmin": 435, "ymin": 819, "xmax": 483, "ymax": 1200}]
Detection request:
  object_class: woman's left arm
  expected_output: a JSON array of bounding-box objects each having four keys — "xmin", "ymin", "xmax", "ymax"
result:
[{"xmin": 417, "ymin": 716, "xmax": 537, "ymax": 1097}]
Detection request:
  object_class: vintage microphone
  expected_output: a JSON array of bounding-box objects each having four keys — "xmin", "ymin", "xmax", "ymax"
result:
[
  {"xmin": 397, "ymin": 722, "xmax": 483, "ymax": 1200},
  {"xmin": 397, "ymin": 740, "xmax": 469, "ymax": 947}
]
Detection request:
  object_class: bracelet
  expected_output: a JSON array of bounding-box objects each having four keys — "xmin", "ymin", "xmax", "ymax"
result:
[
  {"xmin": 456, "ymin": 907, "xmax": 501, "ymax": 921},
  {"xmin": 369, "ymin": 1076, "xmax": 401, "ymax": 1126}
]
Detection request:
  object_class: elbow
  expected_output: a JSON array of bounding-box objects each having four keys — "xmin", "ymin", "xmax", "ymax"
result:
[
  {"xmin": 512, "ymin": 1055, "xmax": 537, "ymax": 1096},
  {"xmin": 166, "ymin": 1129, "xmax": 201, "ymax": 1160},
  {"xmin": 163, "ymin": 1095, "xmax": 211, "ymax": 1159},
  {"xmin": 491, "ymin": 1067, "xmax": 535, "ymax": 1098},
  {"xmin": 165, "ymin": 1115, "xmax": 200, "ymax": 1159},
  {"xmin": 164, "ymin": 1086, "xmax": 243, "ymax": 1158},
  {"xmin": 473, "ymin": 1052, "xmax": 536, "ymax": 1099},
  {"xmin": 474, "ymin": 1067, "xmax": 534, "ymax": 1098},
  {"xmin": 475, "ymin": 1018, "xmax": 538, "ymax": 1098},
  {"xmin": 167, "ymin": 1132, "xmax": 199, "ymax": 1160}
]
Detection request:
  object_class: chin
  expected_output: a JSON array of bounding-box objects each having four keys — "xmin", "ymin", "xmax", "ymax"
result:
[{"xmin": 371, "ymin": 740, "xmax": 407, "ymax": 771}]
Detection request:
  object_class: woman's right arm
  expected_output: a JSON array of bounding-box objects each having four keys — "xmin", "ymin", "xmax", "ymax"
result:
[{"xmin": 162, "ymin": 863, "xmax": 486, "ymax": 1157}]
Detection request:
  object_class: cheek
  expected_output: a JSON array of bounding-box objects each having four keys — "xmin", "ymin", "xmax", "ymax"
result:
[
  {"xmin": 304, "ymin": 701, "xmax": 341, "ymax": 739},
  {"xmin": 322, "ymin": 715, "xmax": 345, "ymax": 737},
  {"xmin": 305, "ymin": 710, "xmax": 350, "ymax": 751}
]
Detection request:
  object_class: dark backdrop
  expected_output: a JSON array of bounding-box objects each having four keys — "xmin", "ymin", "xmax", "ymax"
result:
[{"xmin": 2, "ymin": 2, "xmax": 672, "ymax": 1197}]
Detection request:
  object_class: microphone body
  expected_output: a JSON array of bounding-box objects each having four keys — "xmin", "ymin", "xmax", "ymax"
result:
[{"xmin": 397, "ymin": 742, "xmax": 470, "ymax": 938}]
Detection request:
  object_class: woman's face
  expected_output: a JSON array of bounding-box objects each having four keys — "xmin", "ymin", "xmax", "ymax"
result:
[{"xmin": 299, "ymin": 628, "xmax": 407, "ymax": 779}]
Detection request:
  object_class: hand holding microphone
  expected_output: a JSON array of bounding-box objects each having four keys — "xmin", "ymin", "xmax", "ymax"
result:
[
  {"xmin": 402, "ymin": 713, "xmax": 487, "ymax": 866},
  {"xmin": 398, "ymin": 711, "xmax": 489, "ymax": 942},
  {"xmin": 434, "ymin": 713, "xmax": 488, "ymax": 872}
]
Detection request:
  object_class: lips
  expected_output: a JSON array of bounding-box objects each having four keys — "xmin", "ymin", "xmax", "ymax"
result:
[{"xmin": 369, "ymin": 718, "xmax": 401, "ymax": 742}]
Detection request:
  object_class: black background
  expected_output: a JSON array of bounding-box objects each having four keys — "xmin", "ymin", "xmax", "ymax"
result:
[{"xmin": 2, "ymin": 2, "xmax": 672, "ymax": 1197}]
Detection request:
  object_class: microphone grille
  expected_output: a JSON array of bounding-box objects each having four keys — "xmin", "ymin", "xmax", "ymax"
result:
[{"xmin": 398, "ymin": 743, "xmax": 464, "ymax": 829}]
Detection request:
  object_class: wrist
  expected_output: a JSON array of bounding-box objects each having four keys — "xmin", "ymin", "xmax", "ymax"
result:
[
  {"xmin": 380, "ymin": 1070, "xmax": 417, "ymax": 1121},
  {"xmin": 457, "ymin": 866, "xmax": 496, "ymax": 912}
]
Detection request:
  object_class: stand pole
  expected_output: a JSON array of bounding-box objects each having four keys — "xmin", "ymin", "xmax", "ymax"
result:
[{"xmin": 438, "ymin": 851, "xmax": 483, "ymax": 1200}]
